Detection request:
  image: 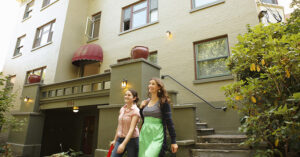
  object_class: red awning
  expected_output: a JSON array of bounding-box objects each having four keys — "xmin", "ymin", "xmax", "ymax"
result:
[{"xmin": 72, "ymin": 44, "xmax": 103, "ymax": 66}]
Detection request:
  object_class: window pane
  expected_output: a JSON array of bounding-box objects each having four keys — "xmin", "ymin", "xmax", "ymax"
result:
[
  {"xmin": 24, "ymin": 1, "xmax": 34, "ymax": 19},
  {"xmin": 73, "ymin": 86, "xmax": 79, "ymax": 94},
  {"xmin": 198, "ymin": 58, "xmax": 230, "ymax": 78},
  {"xmin": 40, "ymin": 32, "xmax": 50, "ymax": 45},
  {"xmin": 93, "ymin": 14, "xmax": 101, "ymax": 20},
  {"xmin": 261, "ymin": 0, "xmax": 277, "ymax": 4},
  {"xmin": 33, "ymin": 69, "xmax": 42, "ymax": 76},
  {"xmin": 132, "ymin": 10, "xmax": 147, "ymax": 28},
  {"xmin": 14, "ymin": 36, "xmax": 24, "ymax": 56},
  {"xmin": 43, "ymin": 24, "xmax": 51, "ymax": 33},
  {"xmin": 197, "ymin": 37, "xmax": 228, "ymax": 60},
  {"xmin": 194, "ymin": 0, "xmax": 220, "ymax": 8},
  {"xmin": 150, "ymin": 0, "xmax": 158, "ymax": 10},
  {"xmin": 43, "ymin": 0, "xmax": 50, "ymax": 7},
  {"xmin": 56, "ymin": 89, "xmax": 63, "ymax": 96},
  {"xmin": 64, "ymin": 87, "xmax": 73, "ymax": 95},
  {"xmin": 148, "ymin": 52, "xmax": 157, "ymax": 64},
  {"xmin": 150, "ymin": 9, "xmax": 158, "ymax": 22},
  {"xmin": 104, "ymin": 81, "xmax": 110, "ymax": 90},
  {"xmin": 123, "ymin": 20, "xmax": 130, "ymax": 31},
  {"xmin": 48, "ymin": 90, "xmax": 55, "ymax": 97},
  {"xmin": 93, "ymin": 20, "xmax": 100, "ymax": 38},
  {"xmin": 133, "ymin": 1, "xmax": 147, "ymax": 11},
  {"xmin": 82, "ymin": 84, "xmax": 91, "ymax": 92},
  {"xmin": 42, "ymin": 92, "xmax": 47, "ymax": 98},
  {"xmin": 124, "ymin": 8, "xmax": 131, "ymax": 20},
  {"xmin": 92, "ymin": 82, "xmax": 102, "ymax": 91},
  {"xmin": 19, "ymin": 37, "xmax": 25, "ymax": 47}
]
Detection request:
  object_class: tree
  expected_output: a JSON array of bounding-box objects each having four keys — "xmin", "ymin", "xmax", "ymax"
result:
[
  {"xmin": 222, "ymin": 2, "xmax": 300, "ymax": 157},
  {"xmin": 0, "ymin": 72, "xmax": 15, "ymax": 131}
]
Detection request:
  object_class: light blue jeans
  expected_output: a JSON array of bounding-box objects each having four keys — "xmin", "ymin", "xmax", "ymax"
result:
[{"xmin": 111, "ymin": 137, "xmax": 139, "ymax": 157}]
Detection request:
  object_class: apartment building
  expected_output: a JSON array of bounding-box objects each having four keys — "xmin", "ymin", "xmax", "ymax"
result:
[{"xmin": 2, "ymin": 0, "xmax": 284, "ymax": 156}]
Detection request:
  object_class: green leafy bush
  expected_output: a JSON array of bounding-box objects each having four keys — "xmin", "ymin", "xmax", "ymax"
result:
[{"xmin": 222, "ymin": 4, "xmax": 300, "ymax": 157}]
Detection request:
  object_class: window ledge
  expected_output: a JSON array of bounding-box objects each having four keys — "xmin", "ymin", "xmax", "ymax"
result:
[
  {"xmin": 257, "ymin": 2, "xmax": 283, "ymax": 9},
  {"xmin": 193, "ymin": 75, "xmax": 233, "ymax": 84},
  {"xmin": 41, "ymin": 0, "xmax": 59, "ymax": 11},
  {"xmin": 190, "ymin": 0, "xmax": 225, "ymax": 13},
  {"xmin": 87, "ymin": 37, "xmax": 99, "ymax": 43},
  {"xmin": 119, "ymin": 21, "xmax": 159, "ymax": 36},
  {"xmin": 22, "ymin": 15, "xmax": 32, "ymax": 23},
  {"xmin": 12, "ymin": 53, "xmax": 22, "ymax": 59},
  {"xmin": 31, "ymin": 42, "xmax": 53, "ymax": 52}
]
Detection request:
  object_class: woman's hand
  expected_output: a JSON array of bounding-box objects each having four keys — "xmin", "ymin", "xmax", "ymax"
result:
[
  {"xmin": 110, "ymin": 140, "xmax": 116, "ymax": 146},
  {"xmin": 171, "ymin": 144, "xmax": 178, "ymax": 153},
  {"xmin": 117, "ymin": 143, "xmax": 125, "ymax": 154}
]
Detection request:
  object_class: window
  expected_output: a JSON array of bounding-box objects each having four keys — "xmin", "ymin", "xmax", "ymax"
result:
[
  {"xmin": 86, "ymin": 12, "xmax": 101, "ymax": 40},
  {"xmin": 23, "ymin": 0, "xmax": 34, "ymax": 19},
  {"xmin": 82, "ymin": 84, "xmax": 91, "ymax": 93},
  {"xmin": 48, "ymin": 90, "xmax": 55, "ymax": 97},
  {"xmin": 14, "ymin": 35, "xmax": 25, "ymax": 57},
  {"xmin": 92, "ymin": 83, "xmax": 102, "ymax": 91},
  {"xmin": 192, "ymin": 0, "xmax": 224, "ymax": 9},
  {"xmin": 104, "ymin": 81, "xmax": 110, "ymax": 90},
  {"xmin": 148, "ymin": 51, "xmax": 157, "ymax": 64},
  {"xmin": 261, "ymin": 0, "xmax": 278, "ymax": 4},
  {"xmin": 25, "ymin": 67, "xmax": 46, "ymax": 84},
  {"xmin": 194, "ymin": 36, "xmax": 230, "ymax": 79},
  {"xmin": 33, "ymin": 21, "xmax": 55, "ymax": 48},
  {"xmin": 56, "ymin": 89, "xmax": 63, "ymax": 96},
  {"xmin": 64, "ymin": 87, "xmax": 73, "ymax": 95},
  {"xmin": 122, "ymin": 0, "xmax": 158, "ymax": 31},
  {"xmin": 6, "ymin": 75, "xmax": 16, "ymax": 92},
  {"xmin": 42, "ymin": 0, "xmax": 56, "ymax": 8}
]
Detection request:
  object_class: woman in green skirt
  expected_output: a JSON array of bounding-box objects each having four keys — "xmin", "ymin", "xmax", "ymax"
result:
[{"xmin": 139, "ymin": 78, "xmax": 178, "ymax": 157}]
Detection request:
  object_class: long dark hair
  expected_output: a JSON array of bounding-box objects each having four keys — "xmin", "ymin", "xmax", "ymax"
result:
[
  {"xmin": 128, "ymin": 89, "xmax": 139, "ymax": 104},
  {"xmin": 148, "ymin": 77, "xmax": 170, "ymax": 105}
]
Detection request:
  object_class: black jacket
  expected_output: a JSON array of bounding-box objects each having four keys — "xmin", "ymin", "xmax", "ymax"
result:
[{"xmin": 140, "ymin": 101, "xmax": 176, "ymax": 157}]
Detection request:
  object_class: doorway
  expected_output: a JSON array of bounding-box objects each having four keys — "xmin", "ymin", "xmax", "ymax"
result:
[{"xmin": 40, "ymin": 106, "xmax": 98, "ymax": 157}]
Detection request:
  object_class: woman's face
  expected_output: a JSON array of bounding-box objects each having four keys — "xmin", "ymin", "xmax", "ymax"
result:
[
  {"xmin": 148, "ymin": 80, "xmax": 160, "ymax": 94},
  {"xmin": 124, "ymin": 90, "xmax": 135, "ymax": 104}
]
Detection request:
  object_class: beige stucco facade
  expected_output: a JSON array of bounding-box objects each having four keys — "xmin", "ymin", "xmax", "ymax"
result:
[
  {"xmin": 50, "ymin": 0, "xmax": 261, "ymax": 104},
  {"xmin": 2, "ymin": 0, "xmax": 286, "ymax": 156},
  {"xmin": 2, "ymin": 0, "xmax": 69, "ymax": 111},
  {"xmin": 3, "ymin": 0, "xmax": 286, "ymax": 112}
]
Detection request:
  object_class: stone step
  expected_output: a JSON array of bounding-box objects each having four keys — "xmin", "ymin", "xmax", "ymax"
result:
[
  {"xmin": 197, "ymin": 134, "xmax": 247, "ymax": 143},
  {"xmin": 196, "ymin": 122, "xmax": 207, "ymax": 129},
  {"xmin": 197, "ymin": 128, "xmax": 214, "ymax": 136},
  {"xmin": 191, "ymin": 149, "xmax": 252, "ymax": 157},
  {"xmin": 195, "ymin": 143, "xmax": 249, "ymax": 150}
]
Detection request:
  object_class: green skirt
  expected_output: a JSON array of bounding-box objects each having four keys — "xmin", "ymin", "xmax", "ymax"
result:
[{"xmin": 139, "ymin": 117, "xmax": 164, "ymax": 157}]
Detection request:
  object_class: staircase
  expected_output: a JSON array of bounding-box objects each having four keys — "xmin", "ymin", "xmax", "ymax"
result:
[{"xmin": 190, "ymin": 119, "xmax": 252, "ymax": 157}]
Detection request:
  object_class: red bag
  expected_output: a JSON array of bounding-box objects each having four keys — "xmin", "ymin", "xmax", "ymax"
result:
[{"xmin": 106, "ymin": 144, "xmax": 114, "ymax": 157}]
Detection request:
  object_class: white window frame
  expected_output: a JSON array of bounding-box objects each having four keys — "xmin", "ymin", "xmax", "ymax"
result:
[
  {"xmin": 42, "ymin": 0, "xmax": 57, "ymax": 8},
  {"xmin": 192, "ymin": 0, "xmax": 225, "ymax": 10},
  {"xmin": 25, "ymin": 67, "xmax": 47, "ymax": 84},
  {"xmin": 14, "ymin": 35, "xmax": 26, "ymax": 56},
  {"xmin": 33, "ymin": 20, "xmax": 55, "ymax": 48},
  {"xmin": 260, "ymin": 0, "xmax": 278, "ymax": 5},
  {"xmin": 121, "ymin": 0, "xmax": 158, "ymax": 32},
  {"xmin": 23, "ymin": 0, "xmax": 34, "ymax": 19},
  {"xmin": 85, "ymin": 12, "xmax": 101, "ymax": 40}
]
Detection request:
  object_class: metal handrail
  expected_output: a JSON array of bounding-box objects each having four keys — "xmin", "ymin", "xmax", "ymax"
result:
[{"xmin": 161, "ymin": 75, "xmax": 227, "ymax": 111}]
